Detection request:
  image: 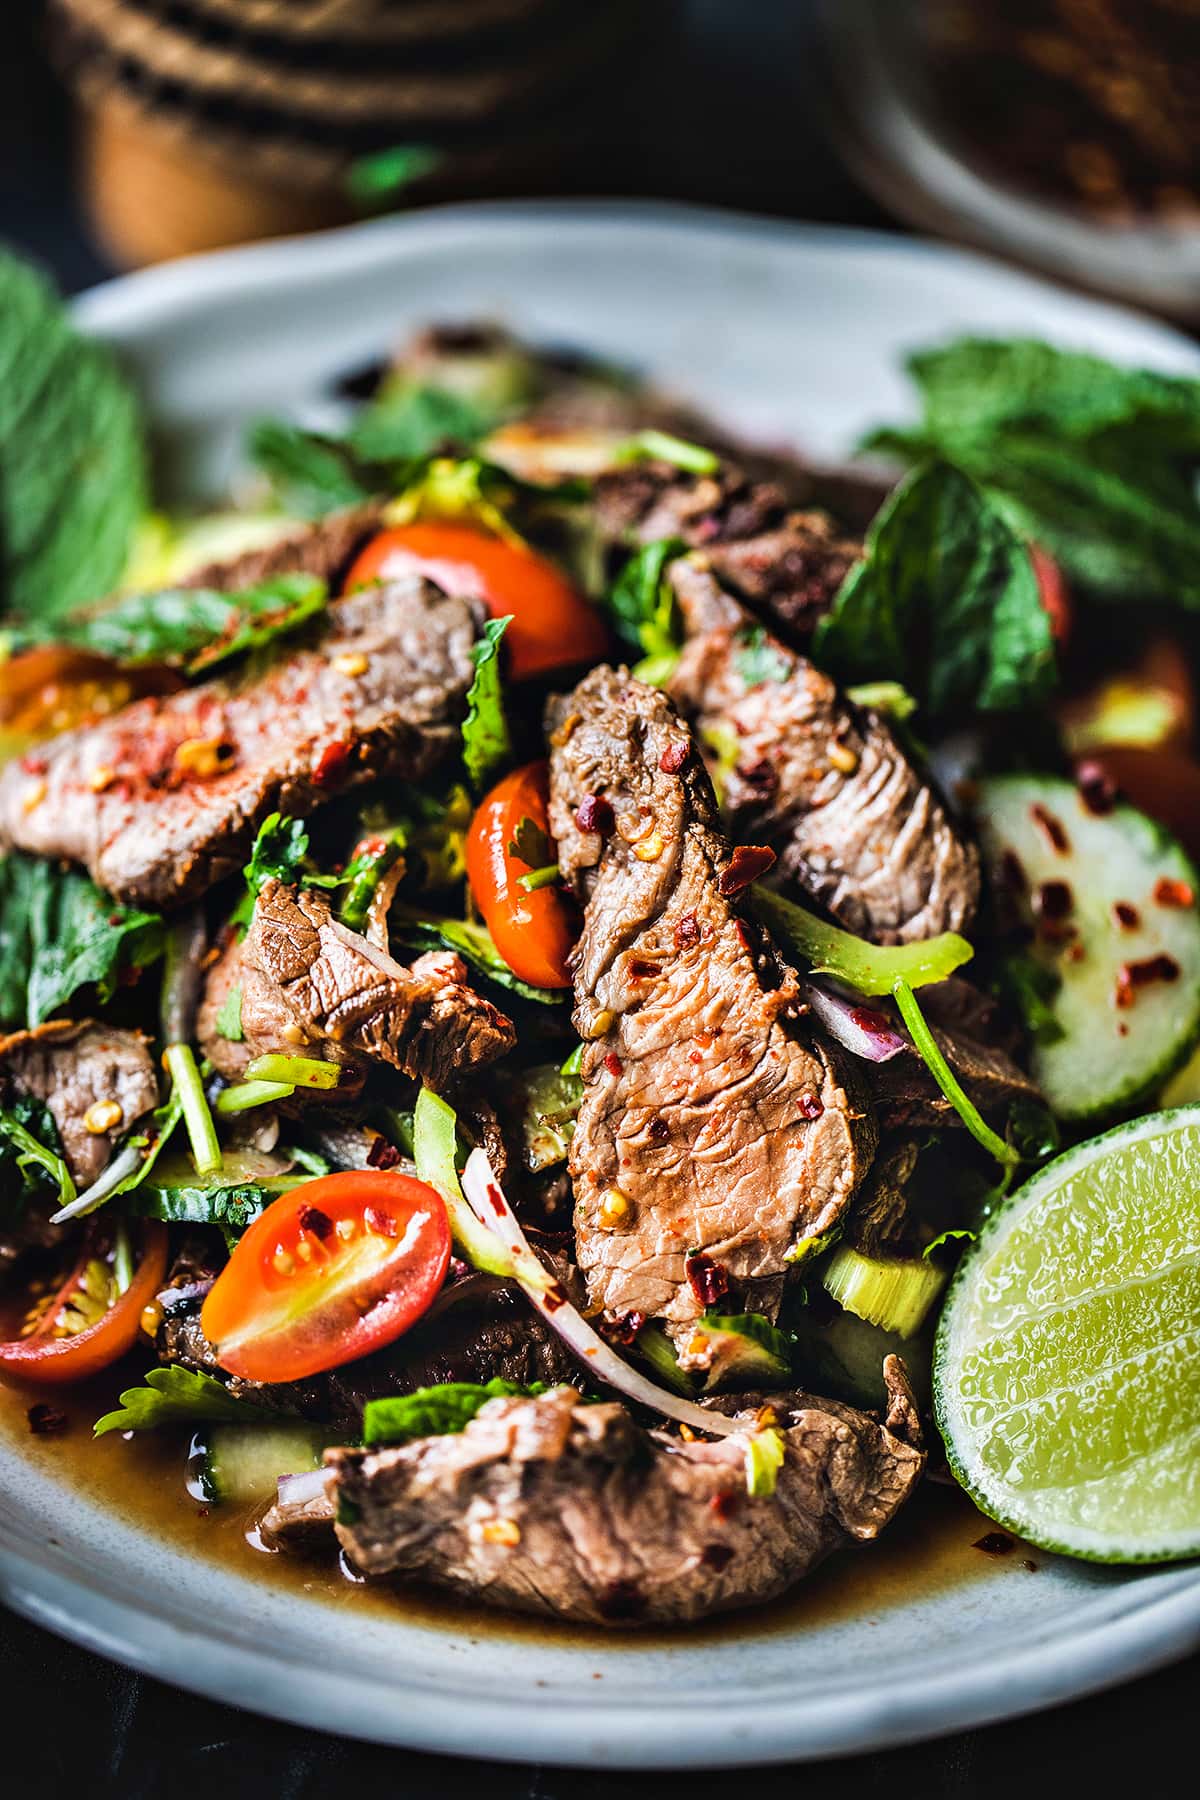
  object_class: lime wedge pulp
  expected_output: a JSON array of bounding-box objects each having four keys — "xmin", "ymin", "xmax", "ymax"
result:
[{"xmin": 934, "ymin": 1107, "xmax": 1200, "ymax": 1562}]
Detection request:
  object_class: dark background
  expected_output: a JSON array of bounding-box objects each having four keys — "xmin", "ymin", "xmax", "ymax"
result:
[{"xmin": 1, "ymin": 2, "xmax": 1196, "ymax": 1794}]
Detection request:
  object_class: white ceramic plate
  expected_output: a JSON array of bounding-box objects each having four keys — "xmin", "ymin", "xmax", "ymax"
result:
[{"xmin": 3, "ymin": 202, "xmax": 1199, "ymax": 1766}]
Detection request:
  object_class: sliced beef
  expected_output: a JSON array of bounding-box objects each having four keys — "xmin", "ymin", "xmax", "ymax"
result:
[
  {"xmin": 0, "ymin": 578, "xmax": 479, "ymax": 910},
  {"xmin": 0, "ymin": 1020, "xmax": 158, "ymax": 1186},
  {"xmin": 592, "ymin": 460, "xmax": 862, "ymax": 640},
  {"xmin": 325, "ymin": 1363, "xmax": 923, "ymax": 1624},
  {"xmin": 546, "ymin": 667, "xmax": 873, "ymax": 1344},
  {"xmin": 845, "ymin": 1136, "xmax": 923, "ymax": 1256},
  {"xmin": 157, "ymin": 1245, "xmax": 581, "ymax": 1427},
  {"xmin": 177, "ymin": 502, "xmax": 385, "ymax": 596},
  {"xmin": 867, "ymin": 977, "xmax": 1041, "ymax": 1128},
  {"xmin": 668, "ymin": 580, "xmax": 980, "ymax": 944},
  {"xmin": 197, "ymin": 880, "xmax": 514, "ymax": 1092}
]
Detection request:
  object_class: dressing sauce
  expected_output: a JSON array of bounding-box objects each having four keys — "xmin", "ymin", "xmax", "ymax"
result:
[{"xmin": 0, "ymin": 1359, "xmax": 1021, "ymax": 1648}]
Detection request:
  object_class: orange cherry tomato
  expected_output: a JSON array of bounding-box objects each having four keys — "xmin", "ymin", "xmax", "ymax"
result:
[
  {"xmin": 201, "ymin": 1172, "xmax": 451, "ymax": 1384},
  {"xmin": 465, "ymin": 762, "xmax": 578, "ymax": 991},
  {"xmin": 0, "ymin": 645, "xmax": 181, "ymax": 766},
  {"xmin": 1029, "ymin": 544, "xmax": 1072, "ymax": 646},
  {"xmin": 0, "ymin": 1222, "xmax": 168, "ymax": 1387},
  {"xmin": 343, "ymin": 523, "xmax": 609, "ymax": 681}
]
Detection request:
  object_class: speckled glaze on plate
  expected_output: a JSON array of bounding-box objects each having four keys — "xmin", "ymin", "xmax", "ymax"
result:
[{"xmin": 2, "ymin": 202, "xmax": 1199, "ymax": 1764}]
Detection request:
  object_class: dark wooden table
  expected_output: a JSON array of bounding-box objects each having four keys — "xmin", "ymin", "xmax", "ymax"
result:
[{"xmin": 1, "ymin": 3, "xmax": 1195, "ymax": 1793}]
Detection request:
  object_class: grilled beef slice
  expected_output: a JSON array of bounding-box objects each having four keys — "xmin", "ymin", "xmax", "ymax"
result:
[
  {"xmin": 668, "ymin": 570, "xmax": 981, "ymax": 944},
  {"xmin": 546, "ymin": 667, "xmax": 873, "ymax": 1345},
  {"xmin": 323, "ymin": 1366, "xmax": 923, "ymax": 1624},
  {"xmin": 593, "ymin": 460, "xmax": 862, "ymax": 640},
  {"xmin": 0, "ymin": 577, "xmax": 479, "ymax": 911},
  {"xmin": 198, "ymin": 879, "xmax": 514, "ymax": 1092},
  {"xmin": 0, "ymin": 1020, "xmax": 158, "ymax": 1186},
  {"xmin": 177, "ymin": 502, "xmax": 385, "ymax": 596}
]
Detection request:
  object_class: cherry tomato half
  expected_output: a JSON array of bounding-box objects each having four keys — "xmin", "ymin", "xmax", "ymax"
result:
[
  {"xmin": 466, "ymin": 761, "xmax": 578, "ymax": 990},
  {"xmin": 0, "ymin": 1222, "xmax": 168, "ymax": 1386},
  {"xmin": 201, "ymin": 1172, "xmax": 451, "ymax": 1384},
  {"xmin": 343, "ymin": 523, "xmax": 609, "ymax": 681}
]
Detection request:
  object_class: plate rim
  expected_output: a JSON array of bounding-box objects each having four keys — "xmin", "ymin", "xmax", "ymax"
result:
[{"xmin": 2, "ymin": 197, "xmax": 1196, "ymax": 1764}]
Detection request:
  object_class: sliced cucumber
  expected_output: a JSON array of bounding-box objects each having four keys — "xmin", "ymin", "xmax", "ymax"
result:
[
  {"xmin": 190, "ymin": 1422, "xmax": 330, "ymax": 1505},
  {"xmin": 976, "ymin": 774, "xmax": 1200, "ymax": 1121}
]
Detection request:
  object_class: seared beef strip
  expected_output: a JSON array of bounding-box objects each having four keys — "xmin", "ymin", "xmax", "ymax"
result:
[
  {"xmin": 844, "ymin": 1136, "xmax": 923, "ymax": 1256},
  {"xmin": 157, "ymin": 1245, "xmax": 581, "ymax": 1426},
  {"xmin": 324, "ymin": 1364, "xmax": 923, "ymax": 1624},
  {"xmin": 197, "ymin": 879, "xmax": 514, "ymax": 1092},
  {"xmin": 592, "ymin": 460, "xmax": 863, "ymax": 640},
  {"xmin": 546, "ymin": 667, "xmax": 873, "ymax": 1344},
  {"xmin": 0, "ymin": 1020, "xmax": 158, "ymax": 1186},
  {"xmin": 668, "ymin": 571, "xmax": 980, "ymax": 944},
  {"xmin": 177, "ymin": 502, "xmax": 385, "ymax": 596},
  {"xmin": 0, "ymin": 578, "xmax": 479, "ymax": 910}
]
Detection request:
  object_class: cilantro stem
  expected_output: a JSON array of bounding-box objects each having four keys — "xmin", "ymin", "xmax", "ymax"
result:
[
  {"xmin": 164, "ymin": 1043, "xmax": 222, "ymax": 1177},
  {"xmin": 215, "ymin": 1079, "xmax": 296, "ymax": 1114},
  {"xmin": 891, "ymin": 979, "xmax": 1018, "ymax": 1168},
  {"xmin": 517, "ymin": 862, "xmax": 560, "ymax": 893}
]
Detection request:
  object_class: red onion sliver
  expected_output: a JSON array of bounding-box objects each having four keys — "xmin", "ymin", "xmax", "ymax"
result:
[{"xmin": 802, "ymin": 980, "xmax": 907, "ymax": 1063}]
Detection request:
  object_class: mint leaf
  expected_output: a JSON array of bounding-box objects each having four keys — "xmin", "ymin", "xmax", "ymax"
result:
[
  {"xmin": 736, "ymin": 625, "xmax": 791, "ymax": 688},
  {"xmin": 94, "ymin": 1367, "xmax": 274, "ymax": 1436},
  {"xmin": 462, "ymin": 615, "xmax": 513, "ymax": 791},
  {"xmin": 813, "ymin": 461, "xmax": 1055, "ymax": 720},
  {"xmin": 605, "ymin": 538, "xmax": 685, "ymax": 663},
  {"xmin": 59, "ymin": 573, "xmax": 328, "ymax": 675},
  {"xmin": 863, "ymin": 338, "xmax": 1200, "ymax": 606},
  {"xmin": 0, "ymin": 853, "xmax": 164, "ymax": 1029},
  {"xmin": 363, "ymin": 1379, "xmax": 536, "ymax": 1446},
  {"xmin": 0, "ymin": 250, "xmax": 146, "ymax": 625}
]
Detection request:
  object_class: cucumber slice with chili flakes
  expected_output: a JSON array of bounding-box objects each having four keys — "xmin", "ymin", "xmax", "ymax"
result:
[{"xmin": 975, "ymin": 774, "xmax": 1200, "ymax": 1122}]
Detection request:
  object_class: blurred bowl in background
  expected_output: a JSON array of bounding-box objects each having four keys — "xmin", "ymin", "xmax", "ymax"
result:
[{"xmin": 819, "ymin": 0, "xmax": 1200, "ymax": 320}]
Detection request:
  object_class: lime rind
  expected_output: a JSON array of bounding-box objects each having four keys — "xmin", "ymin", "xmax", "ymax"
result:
[{"xmin": 934, "ymin": 1106, "xmax": 1200, "ymax": 1564}]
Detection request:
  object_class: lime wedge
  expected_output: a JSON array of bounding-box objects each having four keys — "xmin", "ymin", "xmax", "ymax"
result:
[{"xmin": 934, "ymin": 1107, "xmax": 1200, "ymax": 1562}]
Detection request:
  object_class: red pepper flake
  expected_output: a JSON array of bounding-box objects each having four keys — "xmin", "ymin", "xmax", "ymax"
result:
[
  {"xmin": 605, "ymin": 1309, "xmax": 645, "ymax": 1347},
  {"xmin": 313, "ymin": 739, "xmax": 352, "ymax": 788},
  {"xmin": 364, "ymin": 1205, "xmax": 398, "ymax": 1238},
  {"xmin": 685, "ymin": 1251, "xmax": 729, "ymax": 1307},
  {"xmin": 1030, "ymin": 803, "xmax": 1070, "ymax": 854},
  {"xmin": 1117, "ymin": 1021, "xmax": 1129, "ymax": 1036},
  {"xmin": 1115, "ymin": 953, "xmax": 1180, "ymax": 1008},
  {"xmin": 1022, "ymin": 1559, "xmax": 1040, "ymax": 1573},
  {"xmin": 575, "ymin": 793, "xmax": 614, "ymax": 836},
  {"xmin": 1077, "ymin": 760, "xmax": 1116, "ymax": 815},
  {"xmin": 1112, "ymin": 901, "xmax": 1140, "ymax": 930},
  {"xmin": 629, "ymin": 957, "xmax": 661, "ymax": 980},
  {"xmin": 701, "ymin": 1542, "xmax": 735, "ymax": 1571},
  {"xmin": 366, "ymin": 1136, "xmax": 401, "ymax": 1170},
  {"xmin": 648, "ymin": 1116, "xmax": 670, "ymax": 1143},
  {"xmin": 27, "ymin": 1403, "xmax": 68, "ymax": 1436},
  {"xmin": 19, "ymin": 754, "xmax": 48, "ymax": 776},
  {"xmin": 1065, "ymin": 941, "xmax": 1086, "ymax": 964},
  {"xmin": 603, "ymin": 1051, "xmax": 623, "ymax": 1077},
  {"xmin": 1035, "ymin": 879, "xmax": 1072, "ymax": 920},
  {"xmin": 999, "ymin": 849, "xmax": 1027, "ymax": 894},
  {"xmin": 486, "ymin": 1183, "xmax": 505, "ymax": 1216},
  {"xmin": 974, "ymin": 1531, "xmax": 1014, "ymax": 1557},
  {"xmin": 298, "ymin": 1205, "xmax": 333, "ymax": 1240},
  {"xmin": 659, "ymin": 741, "xmax": 688, "ymax": 774},
  {"xmin": 718, "ymin": 844, "xmax": 776, "ymax": 897},
  {"xmin": 737, "ymin": 758, "xmax": 777, "ymax": 795},
  {"xmin": 709, "ymin": 1489, "xmax": 739, "ymax": 1522},
  {"xmin": 543, "ymin": 1282, "xmax": 569, "ymax": 1314},
  {"xmin": 1154, "ymin": 876, "xmax": 1195, "ymax": 909},
  {"xmin": 675, "ymin": 910, "xmax": 700, "ymax": 950},
  {"xmin": 798, "ymin": 1094, "xmax": 825, "ymax": 1120},
  {"xmin": 850, "ymin": 1006, "xmax": 891, "ymax": 1034}
]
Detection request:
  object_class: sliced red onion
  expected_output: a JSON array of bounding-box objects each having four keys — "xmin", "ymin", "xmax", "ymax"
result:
[
  {"xmin": 802, "ymin": 980, "xmax": 908, "ymax": 1063},
  {"xmin": 461, "ymin": 1148, "xmax": 744, "ymax": 1440}
]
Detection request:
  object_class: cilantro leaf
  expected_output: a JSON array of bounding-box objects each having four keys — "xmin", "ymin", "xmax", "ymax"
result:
[
  {"xmin": 604, "ymin": 538, "xmax": 685, "ymax": 677},
  {"xmin": 0, "ymin": 853, "xmax": 164, "ymax": 1030},
  {"xmin": 507, "ymin": 814, "xmax": 552, "ymax": 868},
  {"xmin": 58, "ymin": 574, "xmax": 327, "ymax": 675},
  {"xmin": 736, "ymin": 625, "xmax": 791, "ymax": 688},
  {"xmin": 0, "ymin": 1097, "xmax": 73, "ymax": 1214},
  {"xmin": 462, "ymin": 615, "xmax": 513, "ymax": 790},
  {"xmin": 363, "ymin": 1379, "xmax": 538, "ymax": 1446},
  {"xmin": 813, "ymin": 461, "xmax": 1056, "ymax": 720},
  {"xmin": 94, "ymin": 1367, "xmax": 275, "ymax": 1436},
  {"xmin": 0, "ymin": 249, "xmax": 146, "ymax": 625}
]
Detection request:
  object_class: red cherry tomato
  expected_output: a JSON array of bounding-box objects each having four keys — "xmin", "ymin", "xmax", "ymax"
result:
[
  {"xmin": 201, "ymin": 1172, "xmax": 451, "ymax": 1384},
  {"xmin": 343, "ymin": 523, "xmax": 609, "ymax": 681},
  {"xmin": 1029, "ymin": 544, "xmax": 1072, "ymax": 645},
  {"xmin": 465, "ymin": 762, "xmax": 577, "ymax": 990},
  {"xmin": 0, "ymin": 1222, "xmax": 168, "ymax": 1386}
]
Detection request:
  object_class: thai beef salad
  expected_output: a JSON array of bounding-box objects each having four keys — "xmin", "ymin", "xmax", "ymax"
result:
[{"xmin": 0, "ymin": 253, "xmax": 1198, "ymax": 1625}]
